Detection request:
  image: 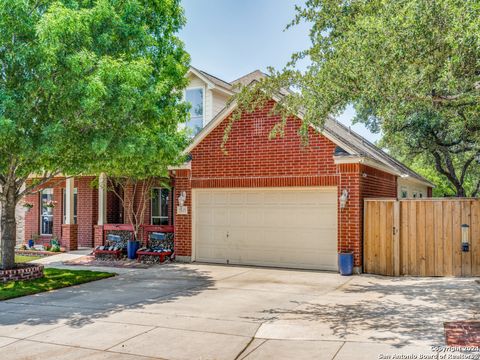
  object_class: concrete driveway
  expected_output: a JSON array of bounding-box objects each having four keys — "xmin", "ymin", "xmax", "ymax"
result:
[{"xmin": 0, "ymin": 263, "xmax": 478, "ymax": 360}]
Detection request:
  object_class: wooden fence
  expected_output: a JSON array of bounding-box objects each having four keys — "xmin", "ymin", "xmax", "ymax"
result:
[{"xmin": 364, "ymin": 198, "xmax": 480, "ymax": 276}]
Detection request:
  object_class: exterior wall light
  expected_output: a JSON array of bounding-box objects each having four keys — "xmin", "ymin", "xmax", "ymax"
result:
[
  {"xmin": 340, "ymin": 189, "xmax": 349, "ymax": 209},
  {"xmin": 461, "ymin": 224, "xmax": 470, "ymax": 252}
]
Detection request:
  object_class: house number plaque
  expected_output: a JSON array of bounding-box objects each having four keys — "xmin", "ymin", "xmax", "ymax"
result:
[{"xmin": 177, "ymin": 206, "xmax": 188, "ymax": 215}]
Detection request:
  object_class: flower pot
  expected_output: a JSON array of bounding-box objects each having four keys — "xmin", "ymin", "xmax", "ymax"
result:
[{"xmin": 338, "ymin": 252, "xmax": 354, "ymax": 276}]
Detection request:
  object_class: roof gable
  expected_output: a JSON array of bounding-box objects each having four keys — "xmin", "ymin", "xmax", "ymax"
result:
[
  {"xmin": 187, "ymin": 67, "xmax": 234, "ymax": 95},
  {"xmin": 183, "ymin": 97, "xmax": 432, "ymax": 187}
]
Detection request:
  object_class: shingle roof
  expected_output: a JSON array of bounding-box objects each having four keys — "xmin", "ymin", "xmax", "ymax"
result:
[
  {"xmin": 322, "ymin": 118, "xmax": 433, "ymax": 185},
  {"xmin": 231, "ymin": 70, "xmax": 267, "ymax": 87},
  {"xmin": 190, "ymin": 66, "xmax": 233, "ymax": 92}
]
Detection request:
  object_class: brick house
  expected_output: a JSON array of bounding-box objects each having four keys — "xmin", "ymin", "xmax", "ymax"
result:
[{"xmin": 23, "ymin": 67, "xmax": 433, "ymax": 272}]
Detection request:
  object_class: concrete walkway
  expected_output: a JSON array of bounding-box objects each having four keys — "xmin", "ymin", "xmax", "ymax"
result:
[
  {"xmin": 0, "ymin": 263, "xmax": 479, "ymax": 359},
  {"xmin": 31, "ymin": 249, "xmax": 93, "ymax": 265}
]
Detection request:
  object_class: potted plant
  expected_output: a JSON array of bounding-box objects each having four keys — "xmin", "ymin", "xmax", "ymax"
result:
[
  {"xmin": 23, "ymin": 202, "xmax": 34, "ymax": 211},
  {"xmin": 44, "ymin": 200, "xmax": 57, "ymax": 208}
]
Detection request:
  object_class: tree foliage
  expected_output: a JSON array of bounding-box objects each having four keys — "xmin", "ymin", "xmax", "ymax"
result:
[
  {"xmin": 0, "ymin": 0, "xmax": 190, "ymax": 269},
  {"xmin": 232, "ymin": 0, "xmax": 480, "ymax": 196}
]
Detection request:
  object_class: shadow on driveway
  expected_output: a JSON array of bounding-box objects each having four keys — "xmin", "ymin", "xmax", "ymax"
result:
[
  {"xmin": 249, "ymin": 276, "xmax": 480, "ymax": 347},
  {"xmin": 0, "ymin": 264, "xmax": 216, "ymax": 329}
]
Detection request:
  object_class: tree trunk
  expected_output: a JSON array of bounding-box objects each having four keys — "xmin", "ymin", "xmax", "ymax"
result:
[
  {"xmin": 0, "ymin": 184, "xmax": 17, "ymax": 270},
  {"xmin": 455, "ymin": 185, "xmax": 466, "ymax": 197}
]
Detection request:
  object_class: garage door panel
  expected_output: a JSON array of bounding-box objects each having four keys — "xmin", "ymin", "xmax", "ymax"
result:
[
  {"xmin": 213, "ymin": 192, "xmax": 228, "ymax": 205},
  {"xmin": 263, "ymin": 210, "xmax": 290, "ymax": 227},
  {"xmin": 194, "ymin": 188, "xmax": 338, "ymax": 271},
  {"xmin": 229, "ymin": 208, "xmax": 246, "ymax": 226},
  {"xmin": 245, "ymin": 209, "xmax": 264, "ymax": 226},
  {"xmin": 197, "ymin": 192, "xmax": 213, "ymax": 206},
  {"xmin": 196, "ymin": 207, "xmax": 213, "ymax": 225},
  {"xmin": 211, "ymin": 208, "xmax": 228, "ymax": 226},
  {"xmin": 229, "ymin": 192, "xmax": 246, "ymax": 204},
  {"xmin": 246, "ymin": 192, "xmax": 263, "ymax": 204}
]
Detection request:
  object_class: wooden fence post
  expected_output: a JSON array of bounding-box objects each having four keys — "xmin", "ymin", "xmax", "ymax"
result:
[{"xmin": 393, "ymin": 200, "xmax": 401, "ymax": 276}]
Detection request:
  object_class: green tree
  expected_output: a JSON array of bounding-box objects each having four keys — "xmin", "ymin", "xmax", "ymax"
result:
[
  {"xmin": 0, "ymin": 0, "xmax": 189, "ymax": 269},
  {"xmin": 232, "ymin": 0, "xmax": 480, "ymax": 196}
]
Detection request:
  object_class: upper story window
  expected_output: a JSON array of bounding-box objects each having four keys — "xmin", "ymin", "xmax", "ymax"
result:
[{"xmin": 185, "ymin": 87, "xmax": 204, "ymax": 135}]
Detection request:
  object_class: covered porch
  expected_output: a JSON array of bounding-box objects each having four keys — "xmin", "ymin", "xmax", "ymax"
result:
[{"xmin": 24, "ymin": 174, "xmax": 175, "ymax": 251}]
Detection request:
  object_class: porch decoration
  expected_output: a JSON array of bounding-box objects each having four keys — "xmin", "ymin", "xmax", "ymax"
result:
[
  {"xmin": 23, "ymin": 202, "xmax": 34, "ymax": 211},
  {"xmin": 94, "ymin": 234, "xmax": 128, "ymax": 260},
  {"xmin": 137, "ymin": 232, "xmax": 174, "ymax": 264},
  {"xmin": 177, "ymin": 191, "xmax": 188, "ymax": 215},
  {"xmin": 43, "ymin": 200, "xmax": 57, "ymax": 208},
  {"xmin": 339, "ymin": 189, "xmax": 349, "ymax": 208}
]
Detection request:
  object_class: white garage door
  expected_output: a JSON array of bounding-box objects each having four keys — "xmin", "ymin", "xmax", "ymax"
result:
[{"xmin": 193, "ymin": 188, "xmax": 338, "ymax": 271}]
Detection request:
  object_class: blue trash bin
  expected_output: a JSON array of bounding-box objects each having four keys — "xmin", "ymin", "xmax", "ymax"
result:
[
  {"xmin": 338, "ymin": 252, "xmax": 354, "ymax": 276},
  {"xmin": 127, "ymin": 240, "xmax": 139, "ymax": 260},
  {"xmin": 28, "ymin": 239, "xmax": 34, "ymax": 248}
]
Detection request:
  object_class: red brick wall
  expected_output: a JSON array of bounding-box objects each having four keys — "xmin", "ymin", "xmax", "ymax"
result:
[
  {"xmin": 173, "ymin": 170, "xmax": 192, "ymax": 257},
  {"xmin": 191, "ymin": 101, "xmax": 338, "ymax": 182},
  {"xmin": 76, "ymin": 177, "xmax": 97, "ymax": 247},
  {"xmin": 337, "ymin": 164, "xmax": 362, "ymax": 265},
  {"xmin": 360, "ymin": 165, "xmax": 397, "ymax": 198}
]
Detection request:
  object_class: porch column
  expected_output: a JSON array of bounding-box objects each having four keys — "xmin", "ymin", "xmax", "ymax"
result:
[
  {"xmin": 98, "ymin": 173, "xmax": 107, "ymax": 226},
  {"xmin": 65, "ymin": 177, "xmax": 75, "ymax": 225},
  {"xmin": 94, "ymin": 173, "xmax": 107, "ymax": 247},
  {"xmin": 61, "ymin": 177, "xmax": 78, "ymax": 251}
]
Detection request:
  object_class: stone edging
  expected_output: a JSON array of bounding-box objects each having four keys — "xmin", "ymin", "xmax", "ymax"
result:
[{"xmin": 0, "ymin": 263, "xmax": 44, "ymax": 283}]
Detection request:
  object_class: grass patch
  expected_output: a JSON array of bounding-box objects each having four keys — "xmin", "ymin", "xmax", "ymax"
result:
[
  {"xmin": 0, "ymin": 268, "xmax": 115, "ymax": 301},
  {"xmin": 15, "ymin": 255, "xmax": 42, "ymax": 263}
]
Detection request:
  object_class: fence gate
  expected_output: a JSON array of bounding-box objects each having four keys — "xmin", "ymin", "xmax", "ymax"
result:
[{"xmin": 364, "ymin": 199, "xmax": 480, "ymax": 276}]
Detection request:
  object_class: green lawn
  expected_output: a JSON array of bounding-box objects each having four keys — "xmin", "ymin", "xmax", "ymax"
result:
[
  {"xmin": 0, "ymin": 268, "xmax": 115, "ymax": 301},
  {"xmin": 15, "ymin": 255, "xmax": 42, "ymax": 263}
]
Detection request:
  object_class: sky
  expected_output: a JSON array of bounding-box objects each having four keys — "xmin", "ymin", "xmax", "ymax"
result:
[{"xmin": 179, "ymin": 0, "xmax": 381, "ymax": 143}]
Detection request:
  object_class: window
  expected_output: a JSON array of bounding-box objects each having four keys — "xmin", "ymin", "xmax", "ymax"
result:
[
  {"xmin": 185, "ymin": 88, "xmax": 204, "ymax": 135},
  {"xmin": 413, "ymin": 192, "xmax": 418, "ymax": 198},
  {"xmin": 40, "ymin": 188, "xmax": 54, "ymax": 235},
  {"xmin": 419, "ymin": 193, "xmax": 424, "ymax": 198},
  {"xmin": 400, "ymin": 187, "xmax": 408, "ymax": 199},
  {"xmin": 63, "ymin": 188, "xmax": 78, "ymax": 224},
  {"xmin": 151, "ymin": 188, "xmax": 169, "ymax": 225}
]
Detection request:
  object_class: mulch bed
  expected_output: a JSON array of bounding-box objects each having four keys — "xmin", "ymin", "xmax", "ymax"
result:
[
  {"xmin": 15, "ymin": 250, "xmax": 59, "ymax": 257},
  {"xmin": 63, "ymin": 255, "xmax": 154, "ymax": 269}
]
